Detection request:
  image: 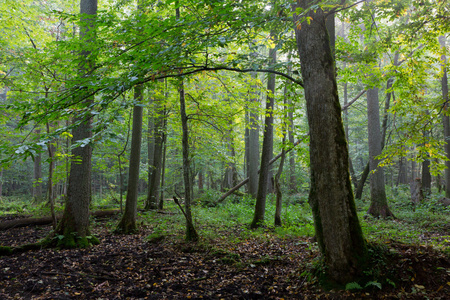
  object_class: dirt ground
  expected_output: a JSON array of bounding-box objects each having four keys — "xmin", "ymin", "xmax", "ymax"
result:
[{"xmin": 0, "ymin": 214, "xmax": 449, "ymax": 299}]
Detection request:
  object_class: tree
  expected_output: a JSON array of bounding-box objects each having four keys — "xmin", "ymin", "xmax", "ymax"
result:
[
  {"xmin": 116, "ymin": 85, "xmax": 144, "ymax": 233},
  {"xmin": 43, "ymin": 0, "xmax": 99, "ymax": 248},
  {"xmin": 293, "ymin": 3, "xmax": 367, "ymax": 284},
  {"xmin": 146, "ymin": 83, "xmax": 166, "ymax": 210},
  {"xmin": 246, "ymin": 73, "xmax": 260, "ymax": 198},
  {"xmin": 250, "ymin": 40, "xmax": 276, "ymax": 229},
  {"xmin": 366, "ymin": 87, "xmax": 394, "ymax": 218},
  {"xmin": 441, "ymin": 36, "xmax": 450, "ymax": 197}
]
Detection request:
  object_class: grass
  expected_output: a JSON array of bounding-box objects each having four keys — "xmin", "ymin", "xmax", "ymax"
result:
[{"xmin": 1, "ymin": 185, "xmax": 448, "ymax": 253}]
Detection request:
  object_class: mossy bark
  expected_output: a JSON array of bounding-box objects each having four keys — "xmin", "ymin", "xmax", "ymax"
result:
[{"xmin": 294, "ymin": 3, "xmax": 367, "ymax": 284}]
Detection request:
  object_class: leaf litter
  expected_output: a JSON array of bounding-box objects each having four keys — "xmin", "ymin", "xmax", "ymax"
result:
[{"xmin": 0, "ymin": 214, "xmax": 449, "ymax": 299}]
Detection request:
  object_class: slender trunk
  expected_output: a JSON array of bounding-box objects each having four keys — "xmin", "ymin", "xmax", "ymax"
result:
[
  {"xmin": 33, "ymin": 129, "xmax": 43, "ymax": 202},
  {"xmin": 440, "ymin": 36, "xmax": 450, "ymax": 197},
  {"xmin": 366, "ymin": 87, "xmax": 394, "ymax": 218},
  {"xmin": 159, "ymin": 135, "xmax": 167, "ymax": 209},
  {"xmin": 251, "ymin": 41, "xmax": 276, "ymax": 229},
  {"xmin": 147, "ymin": 97, "xmax": 155, "ymax": 207},
  {"xmin": 46, "ymin": 122, "xmax": 57, "ymax": 229},
  {"xmin": 116, "ymin": 85, "xmax": 144, "ymax": 233},
  {"xmin": 294, "ymin": 4, "xmax": 367, "ymax": 283},
  {"xmin": 146, "ymin": 88, "xmax": 165, "ymax": 210},
  {"xmin": 179, "ymin": 80, "xmax": 198, "ymax": 241},
  {"xmin": 248, "ymin": 72, "xmax": 259, "ymax": 198}
]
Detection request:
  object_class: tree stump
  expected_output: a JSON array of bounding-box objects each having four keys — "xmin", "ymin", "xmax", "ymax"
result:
[{"xmin": 410, "ymin": 178, "xmax": 423, "ymax": 205}]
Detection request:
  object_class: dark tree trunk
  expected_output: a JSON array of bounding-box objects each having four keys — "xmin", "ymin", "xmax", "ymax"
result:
[
  {"xmin": 251, "ymin": 41, "xmax": 276, "ymax": 229},
  {"xmin": 294, "ymin": 4, "xmax": 367, "ymax": 284},
  {"xmin": 179, "ymin": 81, "xmax": 198, "ymax": 241},
  {"xmin": 116, "ymin": 85, "xmax": 144, "ymax": 233},
  {"xmin": 45, "ymin": 0, "xmax": 98, "ymax": 248}
]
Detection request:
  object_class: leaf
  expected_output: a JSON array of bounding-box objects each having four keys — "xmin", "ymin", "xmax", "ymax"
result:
[{"xmin": 345, "ymin": 282, "xmax": 362, "ymax": 290}]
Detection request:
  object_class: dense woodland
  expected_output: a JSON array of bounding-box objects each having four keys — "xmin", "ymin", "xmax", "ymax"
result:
[{"xmin": 1, "ymin": 0, "xmax": 449, "ymax": 298}]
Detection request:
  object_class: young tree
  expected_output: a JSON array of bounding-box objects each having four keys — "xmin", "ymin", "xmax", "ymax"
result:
[{"xmin": 294, "ymin": 3, "xmax": 367, "ymax": 284}]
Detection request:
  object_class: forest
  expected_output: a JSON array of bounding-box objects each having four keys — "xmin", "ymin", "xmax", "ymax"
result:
[{"xmin": 0, "ymin": 0, "xmax": 449, "ymax": 298}]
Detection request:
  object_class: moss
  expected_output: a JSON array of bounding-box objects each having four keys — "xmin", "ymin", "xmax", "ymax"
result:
[{"xmin": 0, "ymin": 246, "xmax": 13, "ymax": 256}]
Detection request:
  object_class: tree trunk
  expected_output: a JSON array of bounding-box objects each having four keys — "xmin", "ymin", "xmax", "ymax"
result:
[
  {"xmin": 440, "ymin": 36, "xmax": 450, "ymax": 197},
  {"xmin": 116, "ymin": 85, "xmax": 144, "ymax": 233},
  {"xmin": 366, "ymin": 87, "xmax": 394, "ymax": 218},
  {"xmin": 33, "ymin": 129, "xmax": 43, "ymax": 202},
  {"xmin": 46, "ymin": 122, "xmax": 57, "ymax": 229},
  {"xmin": 247, "ymin": 73, "xmax": 260, "ymax": 198},
  {"xmin": 294, "ymin": 4, "xmax": 367, "ymax": 284},
  {"xmin": 147, "ymin": 96, "xmax": 155, "ymax": 205},
  {"xmin": 159, "ymin": 120, "xmax": 167, "ymax": 210},
  {"xmin": 251, "ymin": 40, "xmax": 276, "ymax": 229},
  {"xmin": 45, "ymin": 0, "xmax": 98, "ymax": 248},
  {"xmin": 179, "ymin": 80, "xmax": 198, "ymax": 241},
  {"xmin": 146, "ymin": 86, "xmax": 165, "ymax": 210}
]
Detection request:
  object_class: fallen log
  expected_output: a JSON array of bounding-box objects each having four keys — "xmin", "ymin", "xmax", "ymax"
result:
[
  {"xmin": 217, "ymin": 134, "xmax": 309, "ymax": 203},
  {"xmin": 0, "ymin": 209, "xmax": 120, "ymax": 231}
]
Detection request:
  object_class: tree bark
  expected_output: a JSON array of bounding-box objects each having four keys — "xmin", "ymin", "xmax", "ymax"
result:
[
  {"xmin": 33, "ymin": 130, "xmax": 43, "ymax": 202},
  {"xmin": 146, "ymin": 86, "xmax": 165, "ymax": 210},
  {"xmin": 366, "ymin": 87, "xmax": 394, "ymax": 218},
  {"xmin": 116, "ymin": 85, "xmax": 144, "ymax": 233},
  {"xmin": 440, "ymin": 36, "xmax": 450, "ymax": 197},
  {"xmin": 251, "ymin": 41, "xmax": 276, "ymax": 229},
  {"xmin": 247, "ymin": 73, "xmax": 260, "ymax": 198},
  {"xmin": 294, "ymin": 3, "xmax": 367, "ymax": 284},
  {"xmin": 178, "ymin": 80, "xmax": 198, "ymax": 241},
  {"xmin": 46, "ymin": 0, "xmax": 98, "ymax": 248}
]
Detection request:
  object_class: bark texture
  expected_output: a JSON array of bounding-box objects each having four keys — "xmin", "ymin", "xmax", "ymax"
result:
[
  {"xmin": 179, "ymin": 82, "xmax": 198, "ymax": 241},
  {"xmin": 116, "ymin": 85, "xmax": 144, "ymax": 233},
  {"xmin": 247, "ymin": 73, "xmax": 259, "ymax": 198},
  {"xmin": 366, "ymin": 87, "xmax": 394, "ymax": 218},
  {"xmin": 48, "ymin": 0, "xmax": 98, "ymax": 248},
  {"xmin": 439, "ymin": 36, "xmax": 450, "ymax": 197},
  {"xmin": 294, "ymin": 3, "xmax": 367, "ymax": 284},
  {"xmin": 251, "ymin": 43, "xmax": 276, "ymax": 229}
]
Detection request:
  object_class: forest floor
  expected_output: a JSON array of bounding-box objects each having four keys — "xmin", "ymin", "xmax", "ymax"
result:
[{"xmin": 0, "ymin": 212, "xmax": 449, "ymax": 300}]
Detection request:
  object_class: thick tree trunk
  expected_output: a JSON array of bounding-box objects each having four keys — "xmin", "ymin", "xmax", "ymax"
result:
[
  {"xmin": 294, "ymin": 4, "xmax": 367, "ymax": 284},
  {"xmin": 366, "ymin": 87, "xmax": 394, "ymax": 218},
  {"xmin": 251, "ymin": 42, "xmax": 276, "ymax": 229},
  {"xmin": 116, "ymin": 85, "xmax": 144, "ymax": 233},
  {"xmin": 46, "ymin": 0, "xmax": 98, "ymax": 248}
]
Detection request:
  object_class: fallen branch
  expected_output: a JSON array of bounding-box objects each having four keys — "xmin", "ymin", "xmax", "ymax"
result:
[
  {"xmin": 0, "ymin": 209, "xmax": 120, "ymax": 231},
  {"xmin": 217, "ymin": 134, "xmax": 309, "ymax": 203}
]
